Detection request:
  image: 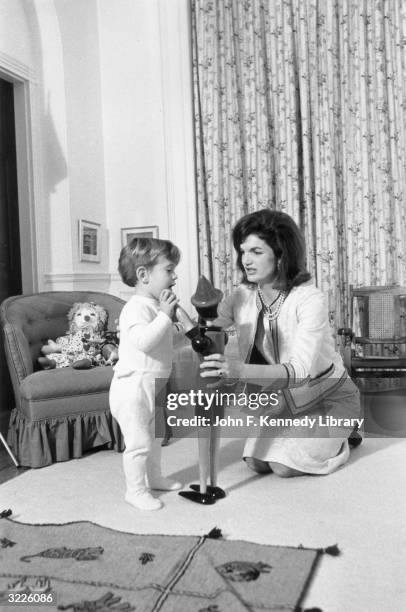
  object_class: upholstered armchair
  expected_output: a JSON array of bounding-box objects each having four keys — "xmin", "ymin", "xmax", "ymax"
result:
[{"xmin": 0, "ymin": 291, "xmax": 126, "ymax": 468}]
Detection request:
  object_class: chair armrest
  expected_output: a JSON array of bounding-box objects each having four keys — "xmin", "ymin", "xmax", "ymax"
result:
[{"xmin": 3, "ymin": 322, "xmax": 33, "ymax": 381}]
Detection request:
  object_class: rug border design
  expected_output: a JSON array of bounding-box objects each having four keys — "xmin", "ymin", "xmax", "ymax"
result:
[
  {"xmin": 1, "ymin": 517, "xmax": 336, "ymax": 611},
  {"xmin": 0, "ymin": 517, "xmax": 329, "ymax": 554}
]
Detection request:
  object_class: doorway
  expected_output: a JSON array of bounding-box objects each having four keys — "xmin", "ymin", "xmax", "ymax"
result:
[{"xmin": 0, "ymin": 77, "xmax": 22, "ymax": 419}]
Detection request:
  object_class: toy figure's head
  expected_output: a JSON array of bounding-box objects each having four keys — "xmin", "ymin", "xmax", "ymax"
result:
[
  {"xmin": 191, "ymin": 276, "xmax": 223, "ymax": 323},
  {"xmin": 68, "ymin": 302, "xmax": 108, "ymax": 335},
  {"xmin": 189, "ymin": 276, "xmax": 224, "ymax": 356}
]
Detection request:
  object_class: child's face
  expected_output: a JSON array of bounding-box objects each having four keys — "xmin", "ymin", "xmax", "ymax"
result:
[{"xmin": 145, "ymin": 256, "xmax": 178, "ymax": 299}]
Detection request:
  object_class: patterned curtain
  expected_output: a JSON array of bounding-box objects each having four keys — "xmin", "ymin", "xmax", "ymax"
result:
[{"xmin": 191, "ymin": 0, "xmax": 406, "ymax": 327}]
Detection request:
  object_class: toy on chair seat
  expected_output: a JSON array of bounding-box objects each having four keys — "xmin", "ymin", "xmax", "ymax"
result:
[
  {"xmin": 38, "ymin": 302, "xmax": 119, "ymax": 370},
  {"xmin": 179, "ymin": 276, "xmax": 227, "ymax": 505}
]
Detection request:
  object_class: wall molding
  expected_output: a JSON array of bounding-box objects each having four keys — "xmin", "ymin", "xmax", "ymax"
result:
[
  {"xmin": 0, "ymin": 51, "xmax": 37, "ymax": 83},
  {"xmin": 44, "ymin": 272, "xmax": 112, "ymax": 285}
]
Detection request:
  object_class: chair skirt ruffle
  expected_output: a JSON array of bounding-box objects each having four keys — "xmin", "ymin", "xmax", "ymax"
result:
[{"xmin": 7, "ymin": 408, "xmax": 124, "ymax": 468}]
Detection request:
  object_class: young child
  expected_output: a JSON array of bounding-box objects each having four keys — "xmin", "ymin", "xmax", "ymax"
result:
[{"xmin": 109, "ymin": 237, "xmax": 193, "ymax": 510}]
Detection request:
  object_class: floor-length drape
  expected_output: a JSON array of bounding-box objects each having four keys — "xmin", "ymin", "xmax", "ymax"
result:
[{"xmin": 192, "ymin": 0, "xmax": 406, "ymax": 327}]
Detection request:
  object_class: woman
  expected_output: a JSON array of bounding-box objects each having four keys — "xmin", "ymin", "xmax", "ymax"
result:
[{"xmin": 200, "ymin": 209, "xmax": 360, "ymax": 477}]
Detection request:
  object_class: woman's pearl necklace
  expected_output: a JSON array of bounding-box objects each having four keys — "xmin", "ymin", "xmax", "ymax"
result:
[{"xmin": 257, "ymin": 286, "xmax": 287, "ymax": 320}]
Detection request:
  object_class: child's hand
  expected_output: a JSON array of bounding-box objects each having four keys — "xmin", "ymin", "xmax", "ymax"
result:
[
  {"xmin": 159, "ymin": 290, "xmax": 178, "ymax": 318},
  {"xmin": 175, "ymin": 305, "xmax": 195, "ymax": 332}
]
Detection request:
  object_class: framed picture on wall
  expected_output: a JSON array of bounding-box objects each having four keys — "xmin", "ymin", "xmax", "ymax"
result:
[
  {"xmin": 79, "ymin": 219, "xmax": 101, "ymax": 263},
  {"xmin": 121, "ymin": 226, "xmax": 159, "ymax": 247}
]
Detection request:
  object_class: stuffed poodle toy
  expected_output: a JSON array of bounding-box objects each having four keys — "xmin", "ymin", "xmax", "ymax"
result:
[{"xmin": 38, "ymin": 302, "xmax": 119, "ymax": 370}]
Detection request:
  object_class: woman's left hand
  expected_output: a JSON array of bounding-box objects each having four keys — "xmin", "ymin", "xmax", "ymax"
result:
[{"xmin": 199, "ymin": 353, "xmax": 243, "ymax": 381}]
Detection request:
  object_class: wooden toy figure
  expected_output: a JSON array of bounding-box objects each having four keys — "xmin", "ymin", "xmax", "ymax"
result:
[{"xmin": 179, "ymin": 276, "xmax": 227, "ymax": 505}]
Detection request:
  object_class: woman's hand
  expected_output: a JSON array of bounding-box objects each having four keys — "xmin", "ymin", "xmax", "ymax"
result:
[{"xmin": 199, "ymin": 353, "xmax": 243, "ymax": 382}]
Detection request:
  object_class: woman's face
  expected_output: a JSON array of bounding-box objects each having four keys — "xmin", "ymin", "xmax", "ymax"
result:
[{"xmin": 240, "ymin": 234, "xmax": 278, "ymax": 286}]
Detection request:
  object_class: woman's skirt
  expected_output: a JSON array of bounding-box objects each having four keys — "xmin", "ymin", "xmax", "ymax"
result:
[{"xmin": 243, "ymin": 376, "xmax": 360, "ymax": 474}]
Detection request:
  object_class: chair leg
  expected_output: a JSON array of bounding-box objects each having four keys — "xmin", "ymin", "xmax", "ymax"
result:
[{"xmin": 0, "ymin": 432, "xmax": 19, "ymax": 466}]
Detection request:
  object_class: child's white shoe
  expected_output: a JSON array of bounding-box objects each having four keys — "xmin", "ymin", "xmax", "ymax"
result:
[
  {"xmin": 125, "ymin": 491, "xmax": 163, "ymax": 511},
  {"xmin": 148, "ymin": 477, "xmax": 182, "ymax": 491}
]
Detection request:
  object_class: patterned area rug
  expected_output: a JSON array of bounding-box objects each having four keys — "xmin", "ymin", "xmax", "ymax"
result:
[{"xmin": 0, "ymin": 518, "xmax": 337, "ymax": 611}]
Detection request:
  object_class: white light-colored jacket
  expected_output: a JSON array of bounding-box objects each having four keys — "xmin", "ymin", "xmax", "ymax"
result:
[
  {"xmin": 214, "ymin": 281, "xmax": 348, "ymax": 413},
  {"xmin": 215, "ymin": 281, "xmax": 345, "ymax": 379}
]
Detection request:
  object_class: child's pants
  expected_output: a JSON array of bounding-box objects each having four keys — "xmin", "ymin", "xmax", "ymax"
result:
[{"xmin": 109, "ymin": 372, "xmax": 169, "ymax": 496}]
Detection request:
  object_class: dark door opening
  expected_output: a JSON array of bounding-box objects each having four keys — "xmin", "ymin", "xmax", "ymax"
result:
[{"xmin": 0, "ymin": 77, "xmax": 22, "ymax": 420}]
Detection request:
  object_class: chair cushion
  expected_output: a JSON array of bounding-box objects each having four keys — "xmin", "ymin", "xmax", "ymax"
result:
[{"xmin": 19, "ymin": 366, "xmax": 114, "ymax": 420}]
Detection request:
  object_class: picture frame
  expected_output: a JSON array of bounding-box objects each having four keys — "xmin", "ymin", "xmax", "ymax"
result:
[
  {"xmin": 79, "ymin": 219, "xmax": 101, "ymax": 263},
  {"xmin": 121, "ymin": 225, "xmax": 159, "ymax": 247}
]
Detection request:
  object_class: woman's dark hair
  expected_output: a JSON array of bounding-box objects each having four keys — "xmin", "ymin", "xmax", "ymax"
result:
[
  {"xmin": 118, "ymin": 237, "xmax": 180, "ymax": 287},
  {"xmin": 232, "ymin": 209, "xmax": 311, "ymax": 290}
]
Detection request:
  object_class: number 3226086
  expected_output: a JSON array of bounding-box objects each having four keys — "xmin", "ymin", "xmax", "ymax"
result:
[{"xmin": 7, "ymin": 592, "xmax": 56, "ymax": 605}]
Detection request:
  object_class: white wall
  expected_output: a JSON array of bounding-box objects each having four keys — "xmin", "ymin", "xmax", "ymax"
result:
[
  {"xmin": 53, "ymin": 0, "xmax": 109, "ymax": 285},
  {"xmin": 98, "ymin": 0, "xmax": 198, "ymax": 309},
  {"xmin": 0, "ymin": 0, "xmax": 32, "ymax": 65},
  {"xmin": 98, "ymin": 0, "xmax": 170, "ymax": 289},
  {"xmin": 35, "ymin": 0, "xmax": 73, "ymax": 284},
  {"xmin": 0, "ymin": 0, "xmax": 198, "ymax": 306}
]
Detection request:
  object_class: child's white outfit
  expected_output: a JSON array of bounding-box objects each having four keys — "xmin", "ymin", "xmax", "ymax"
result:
[{"xmin": 109, "ymin": 295, "xmax": 181, "ymax": 510}]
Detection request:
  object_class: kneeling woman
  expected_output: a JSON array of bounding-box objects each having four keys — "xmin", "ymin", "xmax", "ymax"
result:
[{"xmin": 200, "ymin": 209, "xmax": 360, "ymax": 477}]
